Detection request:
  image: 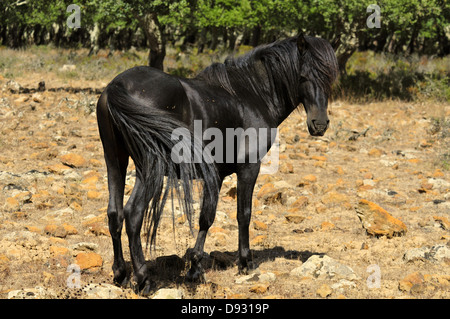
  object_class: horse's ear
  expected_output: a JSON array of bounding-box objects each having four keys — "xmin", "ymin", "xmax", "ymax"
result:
[{"xmin": 297, "ymin": 33, "xmax": 308, "ymax": 53}]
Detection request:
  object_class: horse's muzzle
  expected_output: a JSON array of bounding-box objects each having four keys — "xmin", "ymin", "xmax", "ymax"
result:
[{"xmin": 308, "ymin": 119, "xmax": 329, "ymax": 136}]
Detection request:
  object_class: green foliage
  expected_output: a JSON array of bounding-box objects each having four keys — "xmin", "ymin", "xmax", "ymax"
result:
[
  {"xmin": 0, "ymin": 0, "xmax": 448, "ymax": 101},
  {"xmin": 1, "ymin": 0, "xmax": 448, "ymax": 54}
]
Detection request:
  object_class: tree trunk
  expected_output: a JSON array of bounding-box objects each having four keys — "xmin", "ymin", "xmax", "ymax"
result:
[
  {"xmin": 250, "ymin": 25, "xmax": 261, "ymax": 47},
  {"xmin": 333, "ymin": 33, "xmax": 358, "ymax": 75},
  {"xmin": 88, "ymin": 22, "xmax": 100, "ymax": 56},
  {"xmin": 135, "ymin": 12, "xmax": 166, "ymax": 70}
]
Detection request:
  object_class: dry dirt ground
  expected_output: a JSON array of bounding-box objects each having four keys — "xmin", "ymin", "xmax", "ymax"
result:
[{"xmin": 0, "ymin": 70, "xmax": 449, "ymax": 299}]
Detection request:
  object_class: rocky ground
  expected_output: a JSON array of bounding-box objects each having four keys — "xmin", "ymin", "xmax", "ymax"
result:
[{"xmin": 0, "ymin": 71, "xmax": 449, "ymax": 299}]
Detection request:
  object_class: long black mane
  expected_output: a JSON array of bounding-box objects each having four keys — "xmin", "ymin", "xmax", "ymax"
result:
[{"xmin": 196, "ymin": 36, "xmax": 338, "ymax": 118}]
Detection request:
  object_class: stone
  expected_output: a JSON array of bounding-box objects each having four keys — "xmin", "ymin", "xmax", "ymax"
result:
[
  {"xmin": 4, "ymin": 197, "xmax": 20, "ymax": 212},
  {"xmin": 256, "ymin": 183, "xmax": 285, "ymax": 204},
  {"xmin": 14, "ymin": 191, "xmax": 32, "ymax": 205},
  {"xmin": 253, "ymin": 220, "xmax": 268, "ymax": 231},
  {"xmin": 89, "ymin": 158, "xmax": 103, "ymax": 167},
  {"xmin": 368, "ymin": 148, "xmax": 383, "ymax": 157},
  {"xmin": 235, "ymin": 269, "xmax": 261, "ymax": 284},
  {"xmin": 355, "ymin": 199, "xmax": 407, "ymax": 238},
  {"xmin": 82, "ymin": 174, "xmax": 99, "ymax": 185},
  {"xmin": 280, "ymin": 162, "xmax": 294, "ymax": 174},
  {"xmin": 399, "ymin": 272, "xmax": 426, "ymax": 293},
  {"xmin": 403, "ymin": 245, "xmax": 450, "ymax": 264},
  {"xmin": 44, "ymin": 223, "xmax": 77, "ymax": 238},
  {"xmin": 250, "ymin": 284, "xmax": 269, "ymax": 294},
  {"xmin": 44, "ymin": 224, "xmax": 59, "ymax": 236},
  {"xmin": 87, "ymin": 190, "xmax": 102, "ymax": 200},
  {"xmin": 62, "ymin": 223, "xmax": 78, "ymax": 235},
  {"xmin": 335, "ymin": 166, "xmax": 345, "ymax": 175},
  {"xmin": 60, "ymin": 153, "xmax": 87, "ymax": 168},
  {"xmin": 331, "ymin": 279, "xmax": 357, "ymax": 291},
  {"xmin": 259, "ymin": 272, "xmax": 276, "ymax": 283},
  {"xmin": 289, "ymin": 196, "xmax": 309, "ymax": 211},
  {"xmin": 257, "ymin": 183, "xmax": 275, "ymax": 199},
  {"xmin": 25, "ymin": 225, "xmax": 41, "ymax": 233},
  {"xmin": 83, "ymin": 283, "xmax": 124, "ymax": 299},
  {"xmin": 321, "ymin": 191, "xmax": 350, "ymax": 206},
  {"xmin": 82, "ymin": 213, "xmax": 107, "ymax": 226},
  {"xmin": 284, "ymin": 214, "xmax": 305, "ymax": 224},
  {"xmin": 7, "ymin": 287, "xmax": 56, "ymax": 299},
  {"xmin": 87, "ymin": 223, "xmax": 109, "ymax": 236},
  {"xmin": 72, "ymin": 242, "xmax": 99, "ymax": 252},
  {"xmin": 290, "ymin": 255, "xmax": 358, "ymax": 281},
  {"xmin": 311, "ymin": 155, "xmax": 327, "ymax": 161},
  {"xmin": 427, "ymin": 178, "xmax": 450, "ymax": 192},
  {"xmin": 433, "ymin": 216, "xmax": 450, "ymax": 230},
  {"xmin": 49, "ymin": 246, "xmax": 70, "ymax": 257},
  {"xmin": 75, "ymin": 252, "xmax": 103, "ymax": 271},
  {"xmin": 298, "ymin": 174, "xmax": 317, "ymax": 186},
  {"xmin": 152, "ymin": 288, "xmax": 183, "ymax": 299},
  {"xmin": 316, "ymin": 284, "xmax": 332, "ymax": 298},
  {"xmin": 321, "ymin": 221, "xmax": 335, "ymax": 231},
  {"xmin": 251, "ymin": 235, "xmax": 267, "ymax": 246}
]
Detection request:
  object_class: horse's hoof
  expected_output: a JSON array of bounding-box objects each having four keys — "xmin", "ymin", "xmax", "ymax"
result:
[
  {"xmin": 113, "ymin": 275, "xmax": 130, "ymax": 288},
  {"xmin": 186, "ymin": 267, "xmax": 206, "ymax": 283},
  {"xmin": 130, "ymin": 279, "xmax": 153, "ymax": 296},
  {"xmin": 238, "ymin": 260, "xmax": 254, "ymax": 275},
  {"xmin": 140, "ymin": 282, "xmax": 153, "ymax": 296}
]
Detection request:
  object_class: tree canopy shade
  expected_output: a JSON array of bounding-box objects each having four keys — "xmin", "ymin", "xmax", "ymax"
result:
[{"xmin": 0, "ymin": 0, "xmax": 448, "ymax": 70}]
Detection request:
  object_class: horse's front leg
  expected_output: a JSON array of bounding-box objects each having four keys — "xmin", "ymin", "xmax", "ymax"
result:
[
  {"xmin": 236, "ymin": 163, "xmax": 260, "ymax": 273},
  {"xmin": 186, "ymin": 177, "xmax": 223, "ymax": 282}
]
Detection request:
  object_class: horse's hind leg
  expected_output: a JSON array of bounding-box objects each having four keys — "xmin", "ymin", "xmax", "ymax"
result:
[
  {"xmin": 97, "ymin": 94, "xmax": 129, "ymax": 286},
  {"xmin": 123, "ymin": 177, "xmax": 152, "ymax": 294},
  {"xmin": 105, "ymin": 153, "xmax": 129, "ymax": 286}
]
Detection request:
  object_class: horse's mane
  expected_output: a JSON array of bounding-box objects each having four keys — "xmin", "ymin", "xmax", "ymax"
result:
[{"xmin": 196, "ymin": 35, "xmax": 338, "ymax": 118}]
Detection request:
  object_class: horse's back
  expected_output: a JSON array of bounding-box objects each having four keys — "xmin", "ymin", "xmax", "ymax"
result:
[{"xmin": 109, "ymin": 66, "xmax": 188, "ymax": 116}]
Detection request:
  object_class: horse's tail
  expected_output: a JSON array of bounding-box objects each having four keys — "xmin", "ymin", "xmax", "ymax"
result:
[{"xmin": 105, "ymin": 80, "xmax": 219, "ymax": 248}]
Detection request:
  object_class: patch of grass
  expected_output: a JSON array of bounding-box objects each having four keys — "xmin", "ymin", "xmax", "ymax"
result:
[
  {"xmin": 429, "ymin": 116, "xmax": 450, "ymax": 170},
  {"xmin": 337, "ymin": 51, "xmax": 450, "ymax": 102},
  {"xmin": 0, "ymin": 45, "xmax": 148, "ymax": 83}
]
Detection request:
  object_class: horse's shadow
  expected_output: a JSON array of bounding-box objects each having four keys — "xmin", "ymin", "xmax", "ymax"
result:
[{"xmin": 137, "ymin": 247, "xmax": 323, "ymax": 295}]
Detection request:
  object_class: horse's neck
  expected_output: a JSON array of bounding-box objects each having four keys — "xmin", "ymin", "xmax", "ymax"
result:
[{"xmin": 239, "ymin": 62, "xmax": 298, "ymax": 128}]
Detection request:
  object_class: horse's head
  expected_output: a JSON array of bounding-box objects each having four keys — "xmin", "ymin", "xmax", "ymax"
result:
[
  {"xmin": 296, "ymin": 34, "xmax": 338, "ymax": 137},
  {"xmin": 299, "ymin": 79, "xmax": 329, "ymax": 136}
]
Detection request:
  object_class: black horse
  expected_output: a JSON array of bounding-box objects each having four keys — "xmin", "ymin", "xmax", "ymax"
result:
[{"xmin": 96, "ymin": 34, "xmax": 338, "ymax": 293}]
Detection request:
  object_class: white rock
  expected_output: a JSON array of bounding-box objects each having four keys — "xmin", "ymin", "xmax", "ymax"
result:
[
  {"xmin": 290, "ymin": 255, "xmax": 359, "ymax": 281},
  {"xmin": 235, "ymin": 272, "xmax": 260, "ymax": 284},
  {"xmin": 72, "ymin": 242, "xmax": 98, "ymax": 251},
  {"xmin": 427, "ymin": 178, "xmax": 450, "ymax": 192},
  {"xmin": 8, "ymin": 287, "xmax": 56, "ymax": 299},
  {"xmin": 331, "ymin": 279, "xmax": 357, "ymax": 291},
  {"xmin": 60, "ymin": 64, "xmax": 76, "ymax": 72},
  {"xmin": 152, "ymin": 288, "xmax": 183, "ymax": 299},
  {"xmin": 83, "ymin": 283, "xmax": 124, "ymax": 299},
  {"xmin": 259, "ymin": 272, "xmax": 276, "ymax": 283},
  {"xmin": 403, "ymin": 245, "xmax": 450, "ymax": 264}
]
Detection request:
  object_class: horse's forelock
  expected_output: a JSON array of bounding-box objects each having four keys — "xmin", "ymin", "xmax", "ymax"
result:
[{"xmin": 302, "ymin": 36, "xmax": 339, "ymax": 96}]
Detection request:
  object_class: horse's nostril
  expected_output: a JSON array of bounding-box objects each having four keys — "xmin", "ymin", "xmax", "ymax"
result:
[{"xmin": 312, "ymin": 120, "xmax": 328, "ymax": 132}]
